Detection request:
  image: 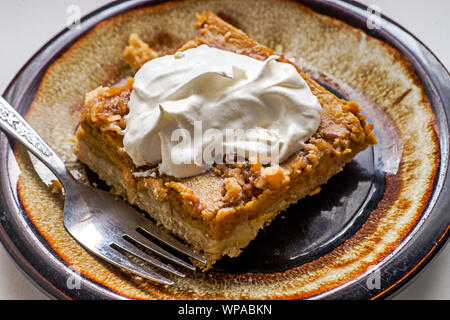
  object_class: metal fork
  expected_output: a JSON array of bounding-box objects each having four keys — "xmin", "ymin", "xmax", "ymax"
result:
[{"xmin": 0, "ymin": 96, "xmax": 206, "ymax": 285}]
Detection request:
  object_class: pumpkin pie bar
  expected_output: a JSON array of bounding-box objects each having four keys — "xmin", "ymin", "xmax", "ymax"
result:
[{"xmin": 74, "ymin": 11, "xmax": 377, "ymax": 269}]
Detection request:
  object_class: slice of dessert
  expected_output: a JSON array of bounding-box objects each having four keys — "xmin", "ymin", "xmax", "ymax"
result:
[{"xmin": 74, "ymin": 11, "xmax": 376, "ymax": 270}]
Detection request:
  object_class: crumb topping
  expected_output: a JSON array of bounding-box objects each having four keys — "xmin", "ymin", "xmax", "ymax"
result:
[{"xmin": 123, "ymin": 33, "xmax": 159, "ymax": 73}]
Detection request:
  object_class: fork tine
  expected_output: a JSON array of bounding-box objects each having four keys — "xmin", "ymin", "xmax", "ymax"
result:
[
  {"xmin": 136, "ymin": 219, "xmax": 207, "ymax": 264},
  {"xmin": 97, "ymin": 245, "xmax": 174, "ymax": 285},
  {"xmin": 125, "ymin": 232, "xmax": 196, "ymax": 271},
  {"xmin": 111, "ymin": 239, "xmax": 185, "ymax": 278}
]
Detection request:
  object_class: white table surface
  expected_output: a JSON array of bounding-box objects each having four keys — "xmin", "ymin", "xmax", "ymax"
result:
[{"xmin": 0, "ymin": 0, "xmax": 448, "ymax": 300}]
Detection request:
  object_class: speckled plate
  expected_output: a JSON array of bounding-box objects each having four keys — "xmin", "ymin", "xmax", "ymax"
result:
[{"xmin": 0, "ymin": 0, "xmax": 448, "ymax": 299}]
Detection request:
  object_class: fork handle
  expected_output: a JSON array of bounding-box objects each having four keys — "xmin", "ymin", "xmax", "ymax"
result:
[{"xmin": 0, "ymin": 96, "xmax": 75, "ymax": 187}]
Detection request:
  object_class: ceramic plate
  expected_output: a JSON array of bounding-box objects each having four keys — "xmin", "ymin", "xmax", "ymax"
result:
[{"xmin": 0, "ymin": 0, "xmax": 448, "ymax": 299}]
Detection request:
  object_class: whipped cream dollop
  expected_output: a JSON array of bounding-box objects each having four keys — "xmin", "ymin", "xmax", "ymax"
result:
[{"xmin": 123, "ymin": 45, "xmax": 322, "ymax": 178}]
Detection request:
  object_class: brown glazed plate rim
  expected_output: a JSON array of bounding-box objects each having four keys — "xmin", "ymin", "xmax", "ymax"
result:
[{"xmin": 0, "ymin": 0, "xmax": 449, "ymax": 300}]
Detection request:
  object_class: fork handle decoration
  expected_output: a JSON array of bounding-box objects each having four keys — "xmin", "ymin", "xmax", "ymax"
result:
[
  {"xmin": 0, "ymin": 96, "xmax": 206, "ymax": 284},
  {"xmin": 0, "ymin": 96, "xmax": 74, "ymax": 186}
]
